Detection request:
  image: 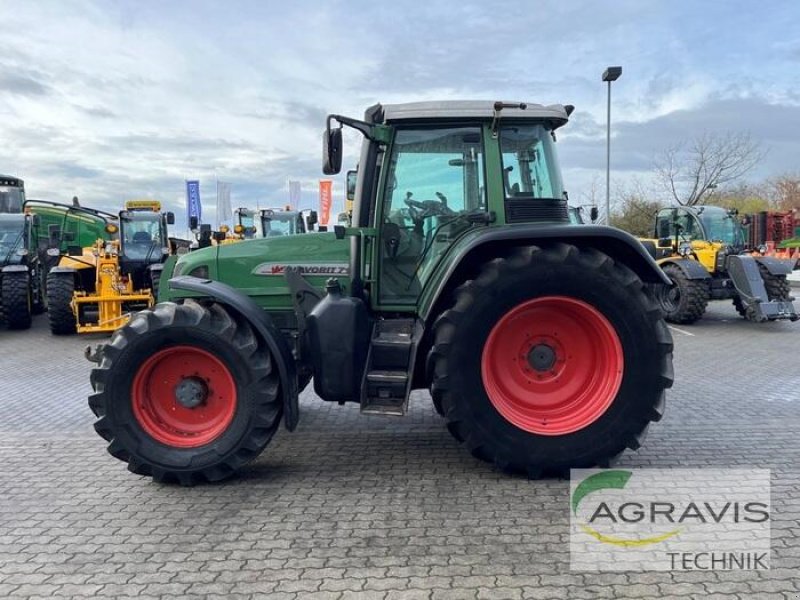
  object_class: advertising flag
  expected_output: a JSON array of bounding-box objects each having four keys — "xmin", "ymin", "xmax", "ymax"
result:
[
  {"xmin": 216, "ymin": 181, "xmax": 232, "ymax": 226},
  {"xmin": 288, "ymin": 180, "xmax": 301, "ymax": 210},
  {"xmin": 319, "ymin": 180, "xmax": 332, "ymax": 226},
  {"xmin": 186, "ymin": 180, "xmax": 202, "ymax": 228}
]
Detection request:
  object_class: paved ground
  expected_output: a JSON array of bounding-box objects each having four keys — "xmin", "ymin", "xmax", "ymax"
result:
[{"xmin": 1, "ymin": 302, "xmax": 799, "ymax": 600}]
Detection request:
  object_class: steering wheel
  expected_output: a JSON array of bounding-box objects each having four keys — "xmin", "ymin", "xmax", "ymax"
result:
[{"xmin": 403, "ymin": 192, "xmax": 455, "ymax": 220}]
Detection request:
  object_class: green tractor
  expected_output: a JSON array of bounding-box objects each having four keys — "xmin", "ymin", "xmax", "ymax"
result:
[{"xmin": 88, "ymin": 100, "xmax": 674, "ymax": 484}]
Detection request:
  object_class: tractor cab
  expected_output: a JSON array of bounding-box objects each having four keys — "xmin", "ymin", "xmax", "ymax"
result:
[
  {"xmin": 119, "ymin": 200, "xmax": 174, "ymax": 286},
  {"xmin": 0, "ymin": 176, "xmax": 25, "ymax": 214},
  {"xmin": 0, "ymin": 213, "xmax": 29, "ymax": 266},
  {"xmin": 234, "ymin": 208, "xmax": 258, "ymax": 239},
  {"xmin": 260, "ymin": 207, "xmax": 305, "ymax": 236},
  {"xmin": 655, "ymin": 206, "xmax": 745, "ymax": 253}
]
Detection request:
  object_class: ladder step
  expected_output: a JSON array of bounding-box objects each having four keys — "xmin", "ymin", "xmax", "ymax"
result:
[{"xmin": 366, "ymin": 370, "xmax": 408, "ymax": 384}]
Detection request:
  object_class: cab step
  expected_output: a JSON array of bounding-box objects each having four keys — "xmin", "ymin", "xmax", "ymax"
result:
[{"xmin": 361, "ymin": 319, "xmax": 418, "ymax": 416}]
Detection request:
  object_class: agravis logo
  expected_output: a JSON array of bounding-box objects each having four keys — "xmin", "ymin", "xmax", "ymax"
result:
[
  {"xmin": 569, "ymin": 468, "xmax": 771, "ymax": 571},
  {"xmin": 572, "ymin": 470, "xmax": 681, "ymax": 547}
]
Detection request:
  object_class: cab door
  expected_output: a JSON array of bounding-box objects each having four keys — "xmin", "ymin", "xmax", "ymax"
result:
[{"xmin": 373, "ymin": 125, "xmax": 487, "ymax": 310}]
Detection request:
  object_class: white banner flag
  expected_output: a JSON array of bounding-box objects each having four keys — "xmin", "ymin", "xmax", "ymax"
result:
[
  {"xmin": 288, "ymin": 180, "xmax": 301, "ymax": 210},
  {"xmin": 216, "ymin": 181, "xmax": 232, "ymax": 226}
]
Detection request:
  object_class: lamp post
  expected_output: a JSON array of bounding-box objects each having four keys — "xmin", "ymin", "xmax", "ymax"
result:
[{"xmin": 602, "ymin": 66, "xmax": 622, "ymax": 226}]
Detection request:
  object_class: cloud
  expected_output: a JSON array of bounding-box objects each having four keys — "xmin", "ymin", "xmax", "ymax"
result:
[{"xmin": 0, "ymin": 71, "xmax": 51, "ymax": 96}]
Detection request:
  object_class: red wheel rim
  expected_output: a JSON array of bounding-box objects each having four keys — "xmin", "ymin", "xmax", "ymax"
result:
[
  {"xmin": 480, "ymin": 296, "xmax": 623, "ymax": 435},
  {"xmin": 132, "ymin": 346, "xmax": 237, "ymax": 448}
]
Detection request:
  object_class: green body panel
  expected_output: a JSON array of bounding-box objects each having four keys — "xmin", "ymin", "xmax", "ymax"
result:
[
  {"xmin": 26, "ymin": 204, "xmax": 115, "ymax": 250},
  {"xmin": 167, "ymin": 232, "xmax": 350, "ymax": 310}
]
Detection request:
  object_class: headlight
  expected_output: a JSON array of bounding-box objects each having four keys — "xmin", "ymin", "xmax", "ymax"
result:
[
  {"xmin": 46, "ymin": 248, "xmax": 60, "ymax": 257},
  {"xmin": 15, "ymin": 248, "xmax": 28, "ymax": 256},
  {"xmin": 678, "ymin": 244, "xmax": 692, "ymax": 257},
  {"xmin": 188, "ymin": 265, "xmax": 209, "ymax": 279},
  {"xmin": 758, "ymin": 244, "xmax": 767, "ymax": 254}
]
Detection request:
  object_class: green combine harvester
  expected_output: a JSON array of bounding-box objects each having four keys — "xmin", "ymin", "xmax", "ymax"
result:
[{"xmin": 88, "ymin": 100, "xmax": 674, "ymax": 485}]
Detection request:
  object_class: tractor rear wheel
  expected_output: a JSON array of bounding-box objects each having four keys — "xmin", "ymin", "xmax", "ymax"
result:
[
  {"xmin": 429, "ymin": 244, "xmax": 673, "ymax": 476},
  {"xmin": 2, "ymin": 271, "xmax": 32, "ymax": 330},
  {"xmin": 46, "ymin": 271, "xmax": 77, "ymax": 335},
  {"xmin": 659, "ymin": 264, "xmax": 709, "ymax": 324},
  {"xmin": 89, "ymin": 300, "xmax": 282, "ymax": 485}
]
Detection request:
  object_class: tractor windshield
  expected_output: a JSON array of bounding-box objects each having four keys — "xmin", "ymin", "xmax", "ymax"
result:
[
  {"xmin": 121, "ymin": 212, "xmax": 164, "ymax": 261},
  {"xmin": 262, "ymin": 213, "xmax": 297, "ymax": 236},
  {"xmin": 698, "ymin": 207, "xmax": 744, "ymax": 247},
  {"xmin": 0, "ymin": 215, "xmax": 26, "ymax": 264},
  {"xmin": 499, "ymin": 125, "xmax": 564, "ymax": 200},
  {"xmin": 0, "ymin": 186, "xmax": 25, "ymax": 213}
]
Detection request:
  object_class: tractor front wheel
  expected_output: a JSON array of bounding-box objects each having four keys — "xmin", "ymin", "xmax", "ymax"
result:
[
  {"xmin": 46, "ymin": 271, "xmax": 77, "ymax": 335},
  {"xmin": 659, "ymin": 264, "xmax": 709, "ymax": 324},
  {"xmin": 1, "ymin": 271, "xmax": 32, "ymax": 330},
  {"xmin": 429, "ymin": 244, "xmax": 673, "ymax": 476},
  {"xmin": 89, "ymin": 300, "xmax": 283, "ymax": 485}
]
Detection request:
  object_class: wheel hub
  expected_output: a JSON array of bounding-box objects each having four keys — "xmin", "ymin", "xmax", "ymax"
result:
[
  {"xmin": 175, "ymin": 377, "xmax": 208, "ymax": 409},
  {"xmin": 527, "ymin": 343, "xmax": 556, "ymax": 372}
]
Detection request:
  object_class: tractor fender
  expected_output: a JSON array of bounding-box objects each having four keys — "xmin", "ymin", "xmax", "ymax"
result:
[
  {"xmin": 168, "ymin": 275, "xmax": 299, "ymax": 431},
  {"xmin": 49, "ymin": 265, "xmax": 79, "ymax": 274},
  {"xmin": 657, "ymin": 257, "xmax": 711, "ymax": 280},
  {"xmin": 421, "ymin": 224, "xmax": 670, "ymax": 322},
  {"xmin": 1, "ymin": 264, "xmax": 29, "ymax": 274},
  {"xmin": 753, "ymin": 255, "xmax": 796, "ymax": 276}
]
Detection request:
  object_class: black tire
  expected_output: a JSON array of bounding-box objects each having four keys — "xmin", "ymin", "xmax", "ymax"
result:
[
  {"xmin": 2, "ymin": 271, "xmax": 32, "ymax": 330},
  {"xmin": 428, "ymin": 244, "xmax": 674, "ymax": 476},
  {"xmin": 733, "ymin": 263, "xmax": 792, "ymax": 320},
  {"xmin": 732, "ymin": 294, "xmax": 748, "ymax": 319},
  {"xmin": 46, "ymin": 271, "xmax": 77, "ymax": 335},
  {"xmin": 759, "ymin": 263, "xmax": 791, "ymax": 301},
  {"xmin": 150, "ymin": 269, "xmax": 161, "ymax": 302},
  {"xmin": 89, "ymin": 300, "xmax": 283, "ymax": 485},
  {"xmin": 31, "ymin": 268, "xmax": 46, "ymax": 315},
  {"xmin": 659, "ymin": 263, "xmax": 709, "ymax": 324}
]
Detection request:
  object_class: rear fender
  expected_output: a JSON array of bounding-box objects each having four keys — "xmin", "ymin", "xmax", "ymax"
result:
[
  {"xmin": 168, "ymin": 275, "xmax": 299, "ymax": 431},
  {"xmin": 657, "ymin": 257, "xmax": 711, "ymax": 280},
  {"xmin": 421, "ymin": 225, "xmax": 670, "ymax": 323}
]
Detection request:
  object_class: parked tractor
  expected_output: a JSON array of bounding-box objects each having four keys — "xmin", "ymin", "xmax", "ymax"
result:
[
  {"xmin": 643, "ymin": 206, "xmax": 797, "ymax": 323},
  {"xmin": 48, "ymin": 199, "xmax": 174, "ymax": 334},
  {"xmin": 89, "ymin": 100, "xmax": 674, "ymax": 485},
  {"xmin": 0, "ymin": 211, "xmax": 44, "ymax": 329}
]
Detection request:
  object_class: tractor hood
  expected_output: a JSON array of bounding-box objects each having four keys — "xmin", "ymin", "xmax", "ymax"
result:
[{"xmin": 171, "ymin": 231, "xmax": 350, "ymax": 311}]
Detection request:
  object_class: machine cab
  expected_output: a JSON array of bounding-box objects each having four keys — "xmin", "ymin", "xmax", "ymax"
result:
[
  {"xmin": 119, "ymin": 200, "xmax": 174, "ymax": 284},
  {"xmin": 655, "ymin": 206, "xmax": 744, "ymax": 251}
]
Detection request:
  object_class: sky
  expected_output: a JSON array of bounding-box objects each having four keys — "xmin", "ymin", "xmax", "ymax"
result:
[{"xmin": 1, "ymin": 0, "xmax": 799, "ymax": 227}]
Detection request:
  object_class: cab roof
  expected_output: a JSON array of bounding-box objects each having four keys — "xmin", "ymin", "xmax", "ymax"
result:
[{"xmin": 379, "ymin": 101, "xmax": 571, "ymax": 128}]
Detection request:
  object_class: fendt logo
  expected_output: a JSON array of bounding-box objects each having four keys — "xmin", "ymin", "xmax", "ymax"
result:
[
  {"xmin": 252, "ymin": 263, "xmax": 349, "ymax": 276},
  {"xmin": 569, "ymin": 469, "xmax": 771, "ymax": 571}
]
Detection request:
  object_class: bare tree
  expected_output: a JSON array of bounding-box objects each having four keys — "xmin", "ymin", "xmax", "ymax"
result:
[
  {"xmin": 654, "ymin": 132, "xmax": 764, "ymax": 206},
  {"xmin": 610, "ymin": 179, "xmax": 661, "ymax": 237},
  {"xmin": 766, "ymin": 174, "xmax": 800, "ymax": 210}
]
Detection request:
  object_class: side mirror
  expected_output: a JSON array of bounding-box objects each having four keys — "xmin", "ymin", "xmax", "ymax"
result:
[
  {"xmin": 166, "ymin": 212, "xmax": 175, "ymax": 225},
  {"xmin": 657, "ymin": 220, "xmax": 670, "ymax": 239},
  {"xmin": 590, "ymin": 207, "xmax": 598, "ymax": 223},
  {"xmin": 322, "ymin": 127, "xmax": 343, "ymax": 175},
  {"xmin": 189, "ymin": 216, "xmax": 199, "ymax": 230}
]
